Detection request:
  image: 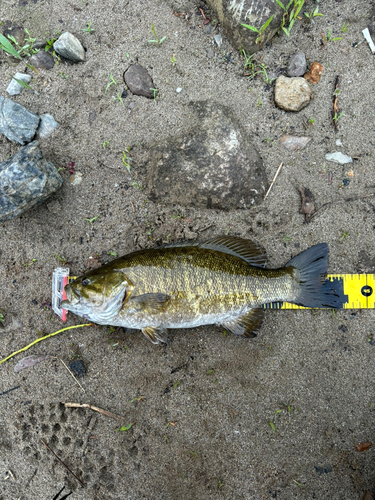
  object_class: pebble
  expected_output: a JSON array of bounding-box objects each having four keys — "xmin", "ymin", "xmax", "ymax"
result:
[
  {"xmin": 70, "ymin": 172, "xmax": 83, "ymax": 185},
  {"xmin": 69, "ymin": 360, "xmax": 86, "ymax": 378},
  {"xmin": 29, "ymin": 50, "xmax": 55, "ymax": 70},
  {"xmin": 37, "ymin": 114, "xmax": 60, "ymax": 139},
  {"xmin": 207, "ymin": 49, "xmax": 215, "ymax": 59},
  {"xmin": 274, "ymin": 75, "xmax": 313, "ymax": 112},
  {"xmin": 6, "ymin": 73, "xmax": 31, "ymax": 95},
  {"xmin": 287, "ymin": 50, "xmax": 307, "ymax": 77},
  {"xmin": 336, "ymin": 139, "xmax": 343, "ymax": 146},
  {"xmin": 214, "ymin": 34, "xmax": 222, "ymax": 48},
  {"xmin": 304, "ymin": 62, "xmax": 323, "ymax": 84},
  {"xmin": 0, "ymin": 140, "xmax": 63, "ymax": 222},
  {"xmin": 128, "ymin": 101, "xmax": 135, "ymax": 114},
  {"xmin": 176, "ymin": 87, "xmax": 182, "ymax": 93},
  {"xmin": 121, "ymin": 89, "xmax": 128, "ymax": 98},
  {"xmin": 0, "ymin": 96, "xmax": 40, "ymax": 144},
  {"xmin": 123, "ymin": 65, "xmax": 155, "ymax": 99},
  {"xmin": 281, "ymin": 135, "xmax": 311, "ymax": 151},
  {"xmin": 325, "ymin": 151, "xmax": 353, "ymax": 164},
  {"xmin": 53, "ymin": 32, "xmax": 85, "ymax": 62}
]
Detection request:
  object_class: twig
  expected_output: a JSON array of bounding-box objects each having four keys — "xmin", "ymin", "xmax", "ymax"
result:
[
  {"xmin": 130, "ymin": 201, "xmax": 135, "ymax": 213},
  {"xmin": 332, "ymin": 75, "xmax": 340, "ymax": 131},
  {"xmin": 65, "ymin": 402, "xmax": 124, "ymax": 422},
  {"xmin": 40, "ymin": 438, "xmax": 85, "ymax": 487},
  {"xmin": 264, "ymin": 162, "xmax": 283, "ymax": 199},
  {"xmin": 0, "ymin": 385, "xmax": 20, "ymax": 396},
  {"xmin": 0, "ymin": 324, "xmax": 92, "ymax": 365},
  {"xmin": 199, "ymin": 224, "xmax": 212, "ymax": 232},
  {"xmin": 308, "ymin": 193, "xmax": 375, "ymax": 221},
  {"xmin": 50, "ymin": 358, "xmax": 85, "ymax": 392}
]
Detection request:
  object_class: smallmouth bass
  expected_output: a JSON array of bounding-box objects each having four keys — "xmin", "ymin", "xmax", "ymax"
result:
[{"xmin": 62, "ymin": 236, "xmax": 340, "ymax": 344}]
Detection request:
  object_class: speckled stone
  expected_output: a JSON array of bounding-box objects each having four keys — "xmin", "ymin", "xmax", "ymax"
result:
[
  {"xmin": 123, "ymin": 65, "xmax": 155, "ymax": 99},
  {"xmin": 274, "ymin": 75, "xmax": 313, "ymax": 112},
  {"xmin": 29, "ymin": 50, "xmax": 55, "ymax": 70},
  {"xmin": 0, "ymin": 141, "xmax": 63, "ymax": 222},
  {"xmin": 287, "ymin": 50, "xmax": 307, "ymax": 77},
  {"xmin": 36, "ymin": 114, "xmax": 60, "ymax": 139},
  {"xmin": 0, "ymin": 96, "xmax": 40, "ymax": 144}
]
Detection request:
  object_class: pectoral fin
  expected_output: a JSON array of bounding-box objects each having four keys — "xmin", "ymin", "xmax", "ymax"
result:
[
  {"xmin": 130, "ymin": 293, "xmax": 171, "ymax": 312},
  {"xmin": 221, "ymin": 308, "xmax": 264, "ymax": 338},
  {"xmin": 142, "ymin": 327, "xmax": 168, "ymax": 345}
]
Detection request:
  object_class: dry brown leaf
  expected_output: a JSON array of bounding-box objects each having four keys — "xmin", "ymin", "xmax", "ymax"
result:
[
  {"xmin": 354, "ymin": 441, "xmax": 372, "ymax": 452},
  {"xmin": 304, "ymin": 62, "xmax": 324, "ymax": 84}
]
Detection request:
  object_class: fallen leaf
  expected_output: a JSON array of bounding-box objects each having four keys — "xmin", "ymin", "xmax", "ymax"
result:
[
  {"xmin": 354, "ymin": 441, "xmax": 372, "ymax": 452},
  {"xmin": 297, "ymin": 185, "xmax": 315, "ymax": 221},
  {"xmin": 14, "ymin": 355, "xmax": 49, "ymax": 373}
]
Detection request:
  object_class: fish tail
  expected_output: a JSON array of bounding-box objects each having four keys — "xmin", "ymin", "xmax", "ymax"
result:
[{"xmin": 287, "ymin": 243, "xmax": 340, "ymax": 308}]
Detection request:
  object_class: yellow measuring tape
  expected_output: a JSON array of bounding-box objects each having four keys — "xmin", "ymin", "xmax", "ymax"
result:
[
  {"xmin": 262, "ymin": 274, "xmax": 375, "ymax": 310},
  {"xmin": 67, "ymin": 274, "xmax": 374, "ymax": 311}
]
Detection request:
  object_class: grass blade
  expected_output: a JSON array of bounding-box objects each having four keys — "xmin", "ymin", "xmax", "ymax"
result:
[{"xmin": 0, "ymin": 33, "xmax": 22, "ymax": 59}]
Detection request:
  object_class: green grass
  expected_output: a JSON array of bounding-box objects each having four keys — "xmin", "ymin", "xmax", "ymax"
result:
[{"xmin": 148, "ymin": 23, "xmax": 166, "ymax": 44}]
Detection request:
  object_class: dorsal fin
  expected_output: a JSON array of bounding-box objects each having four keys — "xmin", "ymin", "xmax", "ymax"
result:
[
  {"xmin": 200, "ymin": 236, "xmax": 267, "ymax": 268},
  {"xmin": 158, "ymin": 236, "xmax": 267, "ymax": 268}
]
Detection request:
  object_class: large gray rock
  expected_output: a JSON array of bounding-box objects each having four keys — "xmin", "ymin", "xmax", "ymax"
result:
[
  {"xmin": 6, "ymin": 72, "xmax": 31, "ymax": 96},
  {"xmin": 124, "ymin": 65, "xmax": 155, "ymax": 99},
  {"xmin": 29, "ymin": 50, "xmax": 55, "ymax": 70},
  {"xmin": 145, "ymin": 101, "xmax": 268, "ymax": 210},
  {"xmin": 205, "ymin": 0, "xmax": 284, "ymax": 54},
  {"xmin": 0, "ymin": 141, "xmax": 63, "ymax": 222},
  {"xmin": 53, "ymin": 32, "xmax": 85, "ymax": 62},
  {"xmin": 0, "ymin": 96, "xmax": 40, "ymax": 144}
]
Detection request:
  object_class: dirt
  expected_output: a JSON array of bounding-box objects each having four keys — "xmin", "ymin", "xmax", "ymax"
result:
[{"xmin": 1, "ymin": 0, "xmax": 375, "ymax": 499}]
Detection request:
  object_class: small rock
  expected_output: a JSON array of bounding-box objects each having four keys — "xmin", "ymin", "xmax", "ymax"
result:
[
  {"xmin": 205, "ymin": 25, "xmax": 212, "ymax": 34},
  {"xmin": 281, "ymin": 135, "xmax": 311, "ymax": 151},
  {"xmin": 207, "ymin": 48, "xmax": 214, "ymax": 59},
  {"xmin": 336, "ymin": 139, "xmax": 343, "ymax": 146},
  {"xmin": 29, "ymin": 50, "xmax": 55, "ymax": 70},
  {"xmin": 342, "ymin": 179, "xmax": 350, "ymax": 186},
  {"xmin": 0, "ymin": 140, "xmax": 63, "ymax": 222},
  {"xmin": 123, "ymin": 65, "xmax": 155, "ymax": 99},
  {"xmin": 37, "ymin": 114, "xmax": 60, "ymax": 139},
  {"xmin": 304, "ymin": 62, "xmax": 323, "ymax": 84},
  {"xmin": 176, "ymin": 87, "xmax": 182, "ymax": 93},
  {"xmin": 214, "ymin": 34, "xmax": 222, "ymax": 48},
  {"xmin": 287, "ymin": 50, "xmax": 307, "ymax": 77},
  {"xmin": 274, "ymin": 76, "xmax": 313, "ymax": 112},
  {"xmin": 121, "ymin": 89, "xmax": 128, "ymax": 98},
  {"xmin": 89, "ymin": 110, "xmax": 96, "ymax": 125},
  {"xmin": 6, "ymin": 73, "xmax": 31, "ymax": 96},
  {"xmin": 0, "ymin": 96, "xmax": 40, "ymax": 144},
  {"xmin": 325, "ymin": 152, "xmax": 353, "ymax": 165},
  {"xmin": 69, "ymin": 360, "xmax": 86, "ymax": 378},
  {"xmin": 53, "ymin": 32, "xmax": 85, "ymax": 62},
  {"xmin": 70, "ymin": 172, "xmax": 83, "ymax": 185}
]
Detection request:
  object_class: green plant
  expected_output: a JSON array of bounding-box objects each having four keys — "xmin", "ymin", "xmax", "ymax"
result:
[
  {"xmin": 148, "ymin": 23, "xmax": 166, "ymax": 45},
  {"xmin": 242, "ymin": 50, "xmax": 274, "ymax": 83},
  {"xmin": 276, "ymin": 0, "xmax": 305, "ymax": 37},
  {"xmin": 23, "ymin": 259, "xmax": 37, "ymax": 267},
  {"xmin": 108, "ymin": 251, "xmax": 117, "ymax": 257},
  {"xmin": 333, "ymin": 111, "xmax": 345, "ymax": 123},
  {"xmin": 82, "ymin": 21, "xmax": 95, "ymax": 33},
  {"xmin": 122, "ymin": 149, "xmax": 131, "ymax": 172},
  {"xmin": 102, "ymin": 140, "xmax": 110, "ymax": 148},
  {"xmin": 241, "ymin": 14, "xmax": 274, "ymax": 46},
  {"xmin": 341, "ymin": 23, "xmax": 349, "ymax": 33},
  {"xmin": 283, "ymin": 235, "xmax": 291, "ymax": 243},
  {"xmin": 308, "ymin": 118, "xmax": 315, "ymax": 126},
  {"xmin": 105, "ymin": 73, "xmax": 117, "ymax": 94},
  {"xmin": 321, "ymin": 29, "xmax": 343, "ymax": 46},
  {"xmin": 340, "ymin": 231, "xmax": 349, "ymax": 242},
  {"xmin": 7, "ymin": 28, "xmax": 39, "ymax": 57},
  {"xmin": 0, "ymin": 312, "xmax": 4, "ymax": 324},
  {"xmin": 150, "ymin": 87, "xmax": 159, "ymax": 99},
  {"xmin": 45, "ymin": 37, "xmax": 57, "ymax": 52},
  {"xmin": 12, "ymin": 77, "xmax": 32, "ymax": 91},
  {"xmin": 55, "ymin": 254, "xmax": 67, "ymax": 263},
  {"xmin": 115, "ymin": 422, "xmax": 135, "ymax": 431},
  {"xmin": 84, "ymin": 215, "xmax": 99, "ymax": 226},
  {"xmin": 0, "ymin": 33, "xmax": 22, "ymax": 59},
  {"xmin": 304, "ymin": 6, "xmax": 323, "ymax": 23},
  {"xmin": 170, "ymin": 53, "xmax": 176, "ymax": 66},
  {"xmin": 113, "ymin": 92, "xmax": 124, "ymax": 106},
  {"xmin": 59, "ymin": 71, "xmax": 68, "ymax": 79}
]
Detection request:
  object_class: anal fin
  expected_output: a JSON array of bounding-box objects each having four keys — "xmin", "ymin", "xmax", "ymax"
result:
[
  {"xmin": 142, "ymin": 327, "xmax": 168, "ymax": 345},
  {"xmin": 221, "ymin": 308, "xmax": 264, "ymax": 338}
]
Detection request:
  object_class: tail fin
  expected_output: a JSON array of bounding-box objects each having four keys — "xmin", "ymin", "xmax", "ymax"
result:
[{"xmin": 287, "ymin": 243, "xmax": 341, "ymax": 308}]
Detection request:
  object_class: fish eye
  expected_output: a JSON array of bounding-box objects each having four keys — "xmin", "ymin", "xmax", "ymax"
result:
[{"xmin": 82, "ymin": 278, "xmax": 90, "ymax": 286}]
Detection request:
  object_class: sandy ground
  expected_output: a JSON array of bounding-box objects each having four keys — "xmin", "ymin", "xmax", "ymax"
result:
[{"xmin": 1, "ymin": 0, "xmax": 375, "ymax": 498}]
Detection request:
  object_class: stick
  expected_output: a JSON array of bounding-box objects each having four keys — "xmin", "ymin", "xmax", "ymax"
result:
[
  {"xmin": 264, "ymin": 162, "xmax": 283, "ymax": 199},
  {"xmin": 40, "ymin": 439, "xmax": 85, "ymax": 487},
  {"xmin": 51, "ymin": 358, "xmax": 85, "ymax": 392},
  {"xmin": 0, "ymin": 324, "xmax": 92, "ymax": 365},
  {"xmin": 65, "ymin": 402, "xmax": 124, "ymax": 422},
  {"xmin": 308, "ymin": 193, "xmax": 375, "ymax": 221}
]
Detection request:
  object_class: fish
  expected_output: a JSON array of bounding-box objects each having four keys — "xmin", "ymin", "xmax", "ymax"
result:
[{"xmin": 62, "ymin": 236, "xmax": 340, "ymax": 345}]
